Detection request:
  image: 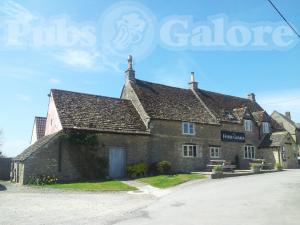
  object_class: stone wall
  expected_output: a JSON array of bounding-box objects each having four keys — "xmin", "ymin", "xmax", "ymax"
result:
[
  {"xmin": 17, "ymin": 132, "xmax": 150, "ymax": 184},
  {"xmin": 121, "ymin": 82, "xmax": 150, "ymax": 128},
  {"xmin": 0, "ymin": 158, "xmax": 12, "ymax": 180},
  {"xmin": 149, "ymin": 119, "xmax": 262, "ymax": 171},
  {"xmin": 261, "ymin": 144, "xmax": 298, "ymax": 169}
]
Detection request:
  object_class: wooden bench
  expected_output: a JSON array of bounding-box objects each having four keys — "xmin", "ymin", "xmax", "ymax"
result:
[
  {"xmin": 207, "ymin": 160, "xmax": 236, "ymax": 172},
  {"xmin": 251, "ymin": 159, "xmax": 273, "ymax": 170}
]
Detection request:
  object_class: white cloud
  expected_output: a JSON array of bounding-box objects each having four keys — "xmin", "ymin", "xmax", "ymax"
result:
[
  {"xmin": 49, "ymin": 78, "xmax": 61, "ymax": 84},
  {"xmin": 55, "ymin": 49, "xmax": 101, "ymax": 69},
  {"xmin": 54, "ymin": 49, "xmax": 122, "ymax": 72},
  {"xmin": 16, "ymin": 94, "xmax": 31, "ymax": 101},
  {"xmin": 257, "ymin": 89, "xmax": 300, "ymax": 122},
  {"xmin": 0, "ymin": 1, "xmax": 38, "ymax": 23}
]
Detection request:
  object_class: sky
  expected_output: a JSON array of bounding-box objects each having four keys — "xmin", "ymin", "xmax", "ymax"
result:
[{"xmin": 0, "ymin": 0, "xmax": 300, "ymax": 157}]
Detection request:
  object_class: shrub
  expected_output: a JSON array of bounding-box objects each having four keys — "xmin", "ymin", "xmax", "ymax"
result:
[
  {"xmin": 126, "ymin": 162, "xmax": 148, "ymax": 178},
  {"xmin": 276, "ymin": 163, "xmax": 283, "ymax": 171},
  {"xmin": 250, "ymin": 163, "xmax": 261, "ymax": 173},
  {"xmin": 250, "ymin": 163, "xmax": 261, "ymax": 170},
  {"xmin": 212, "ymin": 165, "xmax": 223, "ymax": 172},
  {"xmin": 27, "ymin": 175, "xmax": 58, "ymax": 185},
  {"xmin": 156, "ymin": 161, "xmax": 171, "ymax": 175}
]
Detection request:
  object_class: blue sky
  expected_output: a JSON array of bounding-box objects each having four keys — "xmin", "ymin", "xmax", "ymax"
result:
[{"xmin": 0, "ymin": 0, "xmax": 300, "ymax": 157}]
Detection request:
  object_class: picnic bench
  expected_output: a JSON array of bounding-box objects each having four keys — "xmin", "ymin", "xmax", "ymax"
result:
[
  {"xmin": 207, "ymin": 160, "xmax": 236, "ymax": 172},
  {"xmin": 251, "ymin": 159, "xmax": 273, "ymax": 170}
]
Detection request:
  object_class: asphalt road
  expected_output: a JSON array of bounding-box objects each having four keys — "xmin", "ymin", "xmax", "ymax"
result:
[
  {"xmin": 1, "ymin": 170, "xmax": 299, "ymax": 225},
  {"xmin": 116, "ymin": 170, "xmax": 300, "ymax": 225}
]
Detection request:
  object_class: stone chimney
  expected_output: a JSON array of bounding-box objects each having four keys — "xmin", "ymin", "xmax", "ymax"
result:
[
  {"xmin": 189, "ymin": 72, "xmax": 198, "ymax": 90},
  {"xmin": 248, "ymin": 93, "xmax": 256, "ymax": 102},
  {"xmin": 125, "ymin": 55, "xmax": 135, "ymax": 83},
  {"xmin": 285, "ymin": 111, "xmax": 291, "ymax": 120}
]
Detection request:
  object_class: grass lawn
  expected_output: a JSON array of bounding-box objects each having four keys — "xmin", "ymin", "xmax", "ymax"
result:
[
  {"xmin": 137, "ymin": 173, "xmax": 206, "ymax": 189},
  {"xmin": 44, "ymin": 180, "xmax": 137, "ymax": 191}
]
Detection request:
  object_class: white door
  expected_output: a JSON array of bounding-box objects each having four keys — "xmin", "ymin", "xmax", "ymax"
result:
[{"xmin": 109, "ymin": 147, "xmax": 126, "ymax": 178}]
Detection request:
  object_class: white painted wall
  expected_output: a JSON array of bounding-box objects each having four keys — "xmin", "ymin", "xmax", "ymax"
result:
[
  {"xmin": 30, "ymin": 122, "xmax": 37, "ymax": 145},
  {"xmin": 45, "ymin": 92, "xmax": 63, "ymax": 135}
]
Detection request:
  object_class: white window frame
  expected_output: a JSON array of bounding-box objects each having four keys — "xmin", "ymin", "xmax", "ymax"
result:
[
  {"xmin": 244, "ymin": 145, "xmax": 256, "ymax": 159},
  {"xmin": 262, "ymin": 122, "xmax": 270, "ymax": 134},
  {"xmin": 182, "ymin": 122, "xmax": 196, "ymax": 135},
  {"xmin": 244, "ymin": 120, "xmax": 253, "ymax": 132},
  {"xmin": 210, "ymin": 146, "xmax": 221, "ymax": 158},
  {"xmin": 182, "ymin": 144, "xmax": 201, "ymax": 158}
]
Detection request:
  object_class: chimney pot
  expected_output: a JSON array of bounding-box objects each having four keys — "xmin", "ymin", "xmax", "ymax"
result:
[
  {"xmin": 248, "ymin": 93, "xmax": 256, "ymax": 102},
  {"xmin": 189, "ymin": 72, "xmax": 198, "ymax": 90},
  {"xmin": 285, "ymin": 111, "xmax": 291, "ymax": 120},
  {"xmin": 125, "ymin": 55, "xmax": 135, "ymax": 83}
]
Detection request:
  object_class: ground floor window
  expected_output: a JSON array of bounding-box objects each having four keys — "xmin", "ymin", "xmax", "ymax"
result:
[
  {"xmin": 244, "ymin": 145, "xmax": 255, "ymax": 159},
  {"xmin": 210, "ymin": 146, "xmax": 220, "ymax": 158},
  {"xmin": 182, "ymin": 144, "xmax": 200, "ymax": 158}
]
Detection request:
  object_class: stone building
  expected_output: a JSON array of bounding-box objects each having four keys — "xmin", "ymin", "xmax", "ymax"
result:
[
  {"xmin": 271, "ymin": 111, "xmax": 300, "ymax": 154},
  {"xmin": 260, "ymin": 131, "xmax": 298, "ymax": 169},
  {"xmin": 30, "ymin": 116, "xmax": 46, "ymax": 145},
  {"xmin": 12, "ymin": 56, "xmax": 296, "ymax": 184}
]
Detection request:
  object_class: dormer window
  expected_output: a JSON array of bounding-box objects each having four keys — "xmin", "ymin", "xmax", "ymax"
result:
[
  {"xmin": 244, "ymin": 120, "xmax": 253, "ymax": 132},
  {"xmin": 182, "ymin": 122, "xmax": 195, "ymax": 135},
  {"xmin": 262, "ymin": 122, "xmax": 270, "ymax": 134}
]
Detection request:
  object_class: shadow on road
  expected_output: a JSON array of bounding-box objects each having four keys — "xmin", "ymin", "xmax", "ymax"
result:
[{"xmin": 0, "ymin": 184, "xmax": 7, "ymax": 191}]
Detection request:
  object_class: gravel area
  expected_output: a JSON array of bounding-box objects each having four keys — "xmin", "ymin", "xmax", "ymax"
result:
[{"xmin": 0, "ymin": 181, "xmax": 155, "ymax": 225}]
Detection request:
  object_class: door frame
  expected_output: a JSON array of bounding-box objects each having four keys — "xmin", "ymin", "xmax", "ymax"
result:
[{"xmin": 108, "ymin": 146, "xmax": 126, "ymax": 178}]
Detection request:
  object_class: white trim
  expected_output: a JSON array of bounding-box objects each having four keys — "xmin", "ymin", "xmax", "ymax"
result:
[
  {"xmin": 244, "ymin": 145, "xmax": 256, "ymax": 159},
  {"xmin": 182, "ymin": 144, "xmax": 200, "ymax": 158},
  {"xmin": 244, "ymin": 119, "xmax": 253, "ymax": 132},
  {"xmin": 182, "ymin": 122, "xmax": 196, "ymax": 135},
  {"xmin": 210, "ymin": 146, "xmax": 221, "ymax": 158},
  {"xmin": 262, "ymin": 122, "xmax": 270, "ymax": 134}
]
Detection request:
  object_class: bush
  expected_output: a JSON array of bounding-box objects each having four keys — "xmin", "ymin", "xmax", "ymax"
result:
[
  {"xmin": 212, "ymin": 165, "xmax": 223, "ymax": 172},
  {"xmin": 156, "ymin": 161, "xmax": 171, "ymax": 175},
  {"xmin": 276, "ymin": 163, "xmax": 283, "ymax": 171},
  {"xmin": 126, "ymin": 162, "xmax": 148, "ymax": 178},
  {"xmin": 250, "ymin": 163, "xmax": 261, "ymax": 170},
  {"xmin": 250, "ymin": 163, "xmax": 261, "ymax": 173},
  {"xmin": 27, "ymin": 175, "xmax": 58, "ymax": 185}
]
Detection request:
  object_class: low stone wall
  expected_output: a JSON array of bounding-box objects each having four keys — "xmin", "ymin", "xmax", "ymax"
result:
[{"xmin": 0, "ymin": 158, "xmax": 12, "ymax": 180}]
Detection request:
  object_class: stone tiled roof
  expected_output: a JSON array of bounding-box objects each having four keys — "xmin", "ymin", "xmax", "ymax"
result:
[
  {"xmin": 259, "ymin": 131, "xmax": 289, "ymax": 148},
  {"xmin": 14, "ymin": 132, "xmax": 59, "ymax": 161},
  {"xmin": 130, "ymin": 79, "xmax": 218, "ymax": 124},
  {"xmin": 272, "ymin": 111, "xmax": 300, "ymax": 130},
  {"xmin": 195, "ymin": 89, "xmax": 264, "ymax": 122},
  {"xmin": 130, "ymin": 79, "xmax": 266, "ymax": 124},
  {"xmin": 270, "ymin": 117, "xmax": 285, "ymax": 132},
  {"xmin": 51, "ymin": 89, "xmax": 148, "ymax": 134},
  {"xmin": 35, "ymin": 117, "xmax": 46, "ymax": 139},
  {"xmin": 252, "ymin": 111, "xmax": 270, "ymax": 125},
  {"xmin": 233, "ymin": 107, "xmax": 253, "ymax": 121}
]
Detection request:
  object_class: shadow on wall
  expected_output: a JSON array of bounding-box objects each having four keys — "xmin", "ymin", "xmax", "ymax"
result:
[{"xmin": 0, "ymin": 184, "xmax": 7, "ymax": 191}]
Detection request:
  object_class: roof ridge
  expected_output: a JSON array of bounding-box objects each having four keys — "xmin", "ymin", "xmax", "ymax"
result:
[
  {"xmin": 136, "ymin": 79, "xmax": 253, "ymax": 101},
  {"xmin": 135, "ymin": 79, "xmax": 190, "ymax": 91},
  {"xmin": 199, "ymin": 89, "xmax": 251, "ymax": 102},
  {"xmin": 51, "ymin": 89, "xmax": 130, "ymax": 102}
]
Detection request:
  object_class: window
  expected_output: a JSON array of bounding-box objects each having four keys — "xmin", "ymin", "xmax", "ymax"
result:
[
  {"xmin": 244, "ymin": 120, "xmax": 252, "ymax": 132},
  {"xmin": 210, "ymin": 146, "xmax": 221, "ymax": 158},
  {"xmin": 182, "ymin": 144, "xmax": 200, "ymax": 158},
  {"xmin": 262, "ymin": 122, "xmax": 270, "ymax": 134},
  {"xmin": 182, "ymin": 122, "xmax": 195, "ymax": 135},
  {"xmin": 244, "ymin": 145, "xmax": 255, "ymax": 159}
]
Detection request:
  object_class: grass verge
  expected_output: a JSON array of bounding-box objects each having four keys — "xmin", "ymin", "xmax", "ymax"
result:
[
  {"xmin": 137, "ymin": 173, "xmax": 206, "ymax": 189},
  {"xmin": 44, "ymin": 180, "xmax": 137, "ymax": 191}
]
